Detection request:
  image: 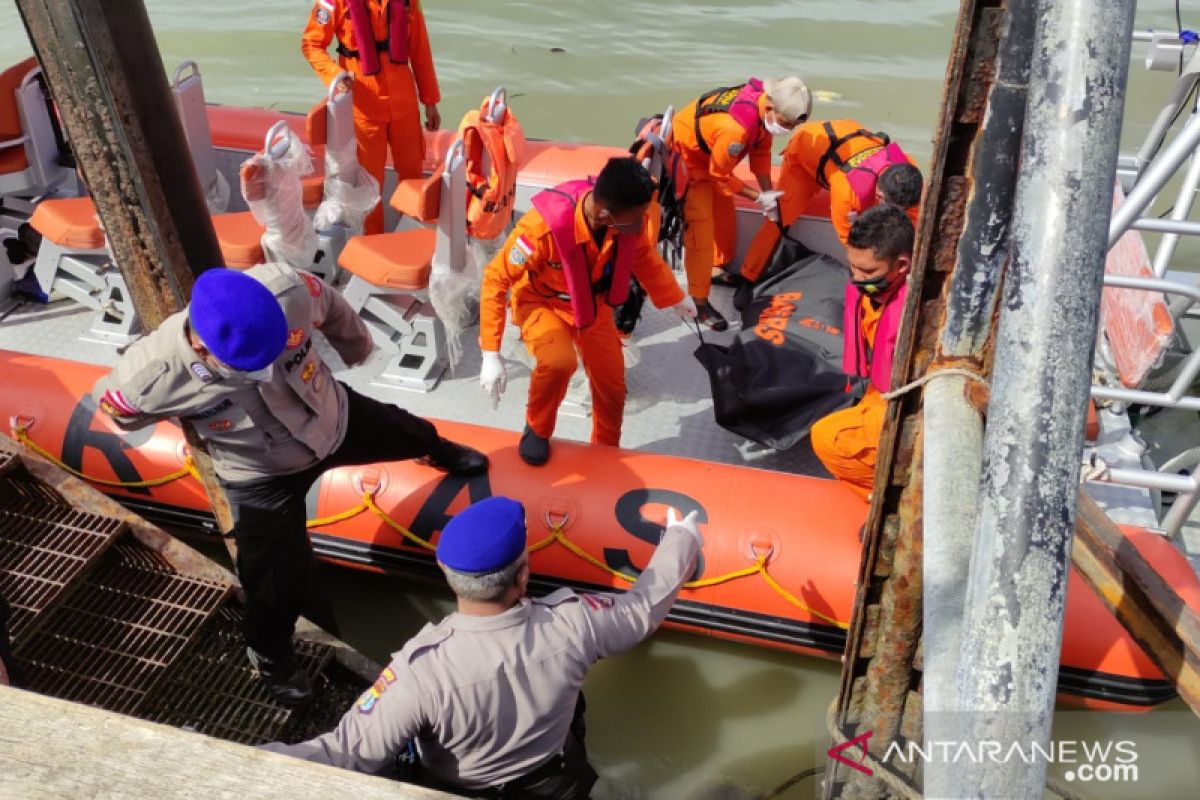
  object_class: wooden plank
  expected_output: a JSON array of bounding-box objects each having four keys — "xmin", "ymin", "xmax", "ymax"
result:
[
  {"xmin": 1072, "ymin": 491, "xmax": 1200, "ymax": 716},
  {"xmin": 0, "ymin": 686, "xmax": 457, "ymax": 799}
]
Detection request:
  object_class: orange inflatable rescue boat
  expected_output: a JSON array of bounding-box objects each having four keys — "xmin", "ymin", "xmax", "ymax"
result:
[{"xmin": 0, "ymin": 349, "xmax": 1187, "ymax": 711}]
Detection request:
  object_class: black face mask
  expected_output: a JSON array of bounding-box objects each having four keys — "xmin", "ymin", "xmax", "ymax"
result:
[{"xmin": 852, "ymin": 276, "xmax": 890, "ymax": 296}]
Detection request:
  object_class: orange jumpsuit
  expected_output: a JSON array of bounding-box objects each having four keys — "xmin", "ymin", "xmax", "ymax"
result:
[
  {"xmin": 742, "ymin": 120, "xmax": 920, "ymax": 280},
  {"xmin": 481, "ymin": 197, "xmax": 685, "ymax": 446},
  {"xmin": 671, "ymin": 96, "xmax": 772, "ymax": 300},
  {"xmin": 302, "ymin": 0, "xmax": 440, "ymax": 234},
  {"xmin": 810, "ymin": 295, "xmax": 888, "ymax": 499}
]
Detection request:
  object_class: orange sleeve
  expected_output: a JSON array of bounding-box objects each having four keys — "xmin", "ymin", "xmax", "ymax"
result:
[
  {"xmin": 479, "ymin": 214, "xmax": 547, "ymax": 351},
  {"xmin": 631, "ymin": 233, "xmax": 685, "ymax": 310},
  {"xmin": 705, "ymin": 118, "xmax": 750, "ymax": 196},
  {"xmin": 409, "ymin": 0, "xmax": 441, "ymax": 106},
  {"xmin": 830, "ymin": 174, "xmax": 859, "ymax": 245},
  {"xmin": 301, "ymin": 1, "xmax": 342, "ymax": 87},
  {"xmin": 748, "ymin": 131, "xmax": 772, "ymax": 179}
]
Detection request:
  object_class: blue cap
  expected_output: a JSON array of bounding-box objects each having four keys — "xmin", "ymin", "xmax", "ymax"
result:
[
  {"xmin": 189, "ymin": 268, "xmax": 288, "ymax": 371},
  {"xmin": 437, "ymin": 497, "xmax": 527, "ymax": 574}
]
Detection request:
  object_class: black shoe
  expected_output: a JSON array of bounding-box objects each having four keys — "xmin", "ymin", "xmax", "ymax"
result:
[
  {"xmin": 247, "ymin": 648, "xmax": 314, "ymax": 707},
  {"xmin": 421, "ymin": 438, "xmax": 489, "ymax": 476},
  {"xmin": 710, "ymin": 271, "xmax": 747, "ymax": 290},
  {"xmin": 695, "ymin": 298, "xmax": 729, "ymax": 332},
  {"xmin": 519, "ymin": 425, "xmax": 550, "ymax": 466}
]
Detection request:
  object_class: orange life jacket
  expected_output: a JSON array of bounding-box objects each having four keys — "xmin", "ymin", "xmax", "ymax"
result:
[{"xmin": 458, "ymin": 95, "xmax": 525, "ymax": 241}]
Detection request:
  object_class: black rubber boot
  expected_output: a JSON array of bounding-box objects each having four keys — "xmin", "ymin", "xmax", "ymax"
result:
[{"xmin": 519, "ymin": 425, "xmax": 551, "ymax": 466}]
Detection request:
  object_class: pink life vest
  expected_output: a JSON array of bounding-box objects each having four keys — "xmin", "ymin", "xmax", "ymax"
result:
[
  {"xmin": 842, "ymin": 280, "xmax": 907, "ymax": 394},
  {"xmin": 694, "ymin": 78, "xmax": 765, "ymax": 156},
  {"xmin": 343, "ymin": 0, "xmax": 410, "ymax": 77},
  {"xmin": 530, "ymin": 179, "xmax": 636, "ymax": 329},
  {"xmin": 844, "ymin": 141, "xmax": 912, "ymax": 207}
]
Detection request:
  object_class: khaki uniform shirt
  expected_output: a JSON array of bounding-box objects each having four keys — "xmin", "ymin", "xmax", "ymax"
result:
[
  {"xmin": 91, "ymin": 264, "xmax": 374, "ymax": 484},
  {"xmin": 262, "ymin": 526, "xmax": 701, "ymax": 789}
]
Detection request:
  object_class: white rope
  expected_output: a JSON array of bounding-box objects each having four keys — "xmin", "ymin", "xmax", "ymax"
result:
[
  {"xmin": 881, "ymin": 367, "xmax": 990, "ymax": 401},
  {"xmin": 1080, "ymin": 452, "xmax": 1111, "ymax": 483}
]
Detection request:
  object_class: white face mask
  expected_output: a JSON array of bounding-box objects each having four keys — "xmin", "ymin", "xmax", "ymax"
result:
[
  {"xmin": 213, "ymin": 362, "xmax": 275, "ymax": 383},
  {"xmin": 764, "ymin": 112, "xmax": 792, "ymax": 137}
]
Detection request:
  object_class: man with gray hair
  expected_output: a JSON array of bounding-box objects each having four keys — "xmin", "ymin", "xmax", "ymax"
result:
[{"xmin": 263, "ymin": 495, "xmax": 704, "ymax": 798}]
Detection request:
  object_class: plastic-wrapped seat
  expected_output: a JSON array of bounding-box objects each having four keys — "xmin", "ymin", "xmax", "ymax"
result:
[{"xmin": 337, "ymin": 141, "xmax": 465, "ymax": 391}]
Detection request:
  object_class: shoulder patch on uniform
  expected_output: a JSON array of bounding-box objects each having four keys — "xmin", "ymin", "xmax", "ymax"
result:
[
  {"xmin": 508, "ymin": 235, "xmax": 534, "ymax": 266},
  {"xmin": 189, "ymin": 361, "xmax": 215, "ymax": 382},
  {"xmin": 355, "ymin": 665, "xmax": 399, "ymax": 715},
  {"xmin": 315, "ymin": 7, "xmax": 330, "ymax": 24},
  {"xmin": 727, "ymin": 141, "xmax": 745, "ymax": 156}
]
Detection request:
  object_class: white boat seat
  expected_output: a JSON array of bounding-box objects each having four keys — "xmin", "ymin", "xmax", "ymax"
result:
[
  {"xmin": 336, "ymin": 143, "xmax": 466, "ymax": 392},
  {"xmin": 170, "ymin": 61, "xmax": 228, "ymax": 214}
]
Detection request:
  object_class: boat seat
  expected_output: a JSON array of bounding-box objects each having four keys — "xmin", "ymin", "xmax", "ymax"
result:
[
  {"xmin": 0, "ymin": 58, "xmax": 77, "ymax": 236},
  {"xmin": 212, "ymin": 211, "xmax": 266, "ymax": 269},
  {"xmin": 337, "ymin": 143, "xmax": 463, "ymax": 392}
]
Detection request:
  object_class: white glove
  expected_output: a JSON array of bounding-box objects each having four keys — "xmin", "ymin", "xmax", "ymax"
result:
[
  {"xmin": 665, "ymin": 507, "xmax": 704, "ymax": 547},
  {"xmin": 756, "ymin": 190, "xmax": 783, "ymax": 222},
  {"xmin": 672, "ymin": 296, "xmax": 698, "ymax": 321},
  {"xmin": 479, "ymin": 350, "xmax": 507, "ymax": 409}
]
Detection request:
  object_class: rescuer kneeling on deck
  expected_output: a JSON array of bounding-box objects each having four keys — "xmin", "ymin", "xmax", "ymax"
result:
[
  {"xmin": 263, "ymin": 495, "xmax": 704, "ymax": 799},
  {"xmin": 478, "ymin": 157, "xmax": 697, "ymax": 466},
  {"xmin": 91, "ymin": 266, "xmax": 487, "ymax": 706},
  {"xmin": 811, "ymin": 204, "xmax": 913, "ymax": 499}
]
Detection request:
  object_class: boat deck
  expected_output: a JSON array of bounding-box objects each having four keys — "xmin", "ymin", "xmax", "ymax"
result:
[{"xmin": 0, "ymin": 275, "xmax": 830, "ymax": 478}]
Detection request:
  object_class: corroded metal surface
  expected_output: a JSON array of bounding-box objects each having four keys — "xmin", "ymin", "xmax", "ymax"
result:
[{"xmin": 824, "ymin": 0, "xmax": 1011, "ymax": 796}]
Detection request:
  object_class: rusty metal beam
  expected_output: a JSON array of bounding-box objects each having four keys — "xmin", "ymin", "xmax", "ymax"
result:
[
  {"xmin": 823, "ymin": 1, "xmax": 1013, "ymax": 796},
  {"xmin": 14, "ymin": 0, "xmax": 234, "ymax": 541},
  {"xmin": 1072, "ymin": 491, "xmax": 1200, "ymax": 716}
]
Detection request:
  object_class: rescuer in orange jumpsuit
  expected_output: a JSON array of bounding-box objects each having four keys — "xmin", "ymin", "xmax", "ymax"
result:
[
  {"xmin": 302, "ymin": 0, "xmax": 441, "ymax": 235},
  {"xmin": 478, "ymin": 158, "xmax": 697, "ymax": 466},
  {"xmin": 741, "ymin": 119, "xmax": 923, "ymax": 282},
  {"xmin": 811, "ymin": 205, "xmax": 914, "ymax": 500},
  {"xmin": 670, "ymin": 76, "xmax": 812, "ymax": 331}
]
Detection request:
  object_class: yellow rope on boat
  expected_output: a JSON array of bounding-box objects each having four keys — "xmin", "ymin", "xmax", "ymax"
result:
[
  {"xmin": 16, "ymin": 425, "xmax": 848, "ymax": 630},
  {"xmin": 310, "ymin": 491, "xmax": 849, "ymax": 630},
  {"xmin": 15, "ymin": 427, "xmax": 200, "ymax": 488}
]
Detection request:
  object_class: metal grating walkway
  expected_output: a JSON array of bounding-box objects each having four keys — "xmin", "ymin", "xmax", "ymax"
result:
[
  {"xmin": 0, "ymin": 453, "xmax": 125, "ymax": 641},
  {"xmin": 13, "ymin": 540, "xmax": 229, "ymax": 714},
  {"xmin": 137, "ymin": 604, "xmax": 335, "ymax": 745}
]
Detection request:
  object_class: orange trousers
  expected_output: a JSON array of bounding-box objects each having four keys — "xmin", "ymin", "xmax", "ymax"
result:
[
  {"xmin": 810, "ymin": 387, "xmax": 887, "ymax": 500},
  {"xmin": 741, "ymin": 164, "xmax": 822, "ymax": 281},
  {"xmin": 355, "ymin": 101, "xmax": 425, "ymax": 235},
  {"xmin": 520, "ymin": 304, "xmax": 626, "ymax": 446},
  {"xmin": 683, "ymin": 179, "xmax": 737, "ymax": 300}
]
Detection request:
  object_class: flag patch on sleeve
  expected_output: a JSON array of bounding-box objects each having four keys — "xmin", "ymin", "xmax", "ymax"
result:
[
  {"xmin": 100, "ymin": 389, "xmax": 140, "ymax": 418},
  {"xmin": 509, "ymin": 235, "xmax": 534, "ymax": 266}
]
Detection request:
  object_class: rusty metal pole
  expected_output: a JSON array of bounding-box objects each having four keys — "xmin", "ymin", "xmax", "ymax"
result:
[
  {"xmin": 15, "ymin": 0, "xmax": 234, "ymax": 539},
  {"xmin": 923, "ymin": 4, "xmax": 1037, "ymax": 797},
  {"xmin": 950, "ymin": 0, "xmax": 1135, "ymax": 797}
]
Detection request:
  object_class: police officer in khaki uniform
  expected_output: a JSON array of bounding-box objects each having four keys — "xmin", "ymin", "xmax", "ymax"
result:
[
  {"xmin": 263, "ymin": 495, "xmax": 703, "ymax": 798},
  {"xmin": 92, "ymin": 265, "xmax": 488, "ymax": 705}
]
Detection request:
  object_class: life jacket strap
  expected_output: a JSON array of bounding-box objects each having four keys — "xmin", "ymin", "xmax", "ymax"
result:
[{"xmin": 815, "ymin": 123, "xmax": 889, "ymax": 190}]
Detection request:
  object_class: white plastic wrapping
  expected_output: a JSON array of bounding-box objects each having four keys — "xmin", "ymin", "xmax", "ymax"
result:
[
  {"xmin": 313, "ymin": 90, "xmax": 380, "ymax": 235},
  {"xmin": 429, "ymin": 238, "xmax": 484, "ymax": 368},
  {"xmin": 240, "ymin": 129, "xmax": 319, "ymax": 270},
  {"xmin": 204, "ymin": 169, "xmax": 230, "ymax": 215}
]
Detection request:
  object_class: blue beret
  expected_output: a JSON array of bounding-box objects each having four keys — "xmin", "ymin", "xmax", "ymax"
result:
[
  {"xmin": 437, "ymin": 497, "xmax": 527, "ymax": 574},
  {"xmin": 189, "ymin": 268, "xmax": 288, "ymax": 371}
]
